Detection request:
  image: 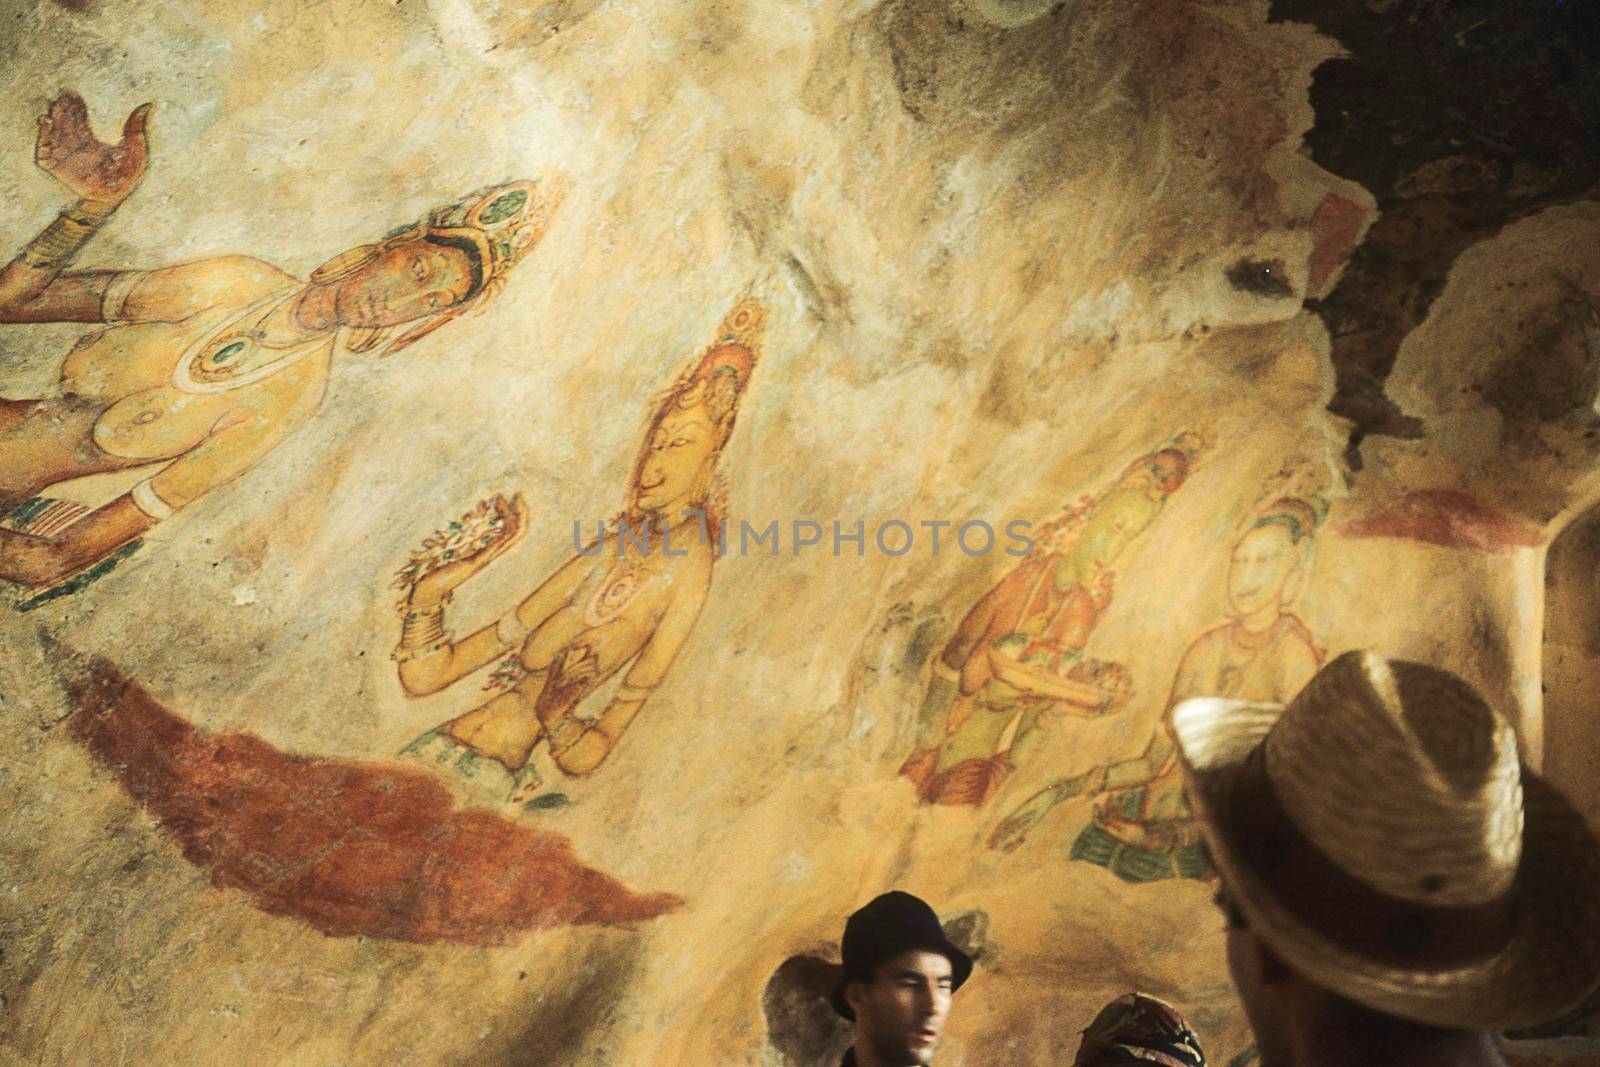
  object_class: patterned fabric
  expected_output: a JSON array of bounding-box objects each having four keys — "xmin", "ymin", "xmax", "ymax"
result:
[
  {"xmin": 1074, "ymin": 993, "xmax": 1206, "ymax": 1067},
  {"xmin": 1070, "ymin": 820, "xmax": 1213, "ymax": 883},
  {"xmin": 1, "ymin": 497, "xmax": 144, "ymax": 613},
  {"xmin": 901, "ymin": 749, "xmax": 1012, "ymax": 806}
]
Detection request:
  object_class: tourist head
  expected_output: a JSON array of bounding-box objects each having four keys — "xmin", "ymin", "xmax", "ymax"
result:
[
  {"xmin": 1072, "ymin": 992, "xmax": 1206, "ymax": 1067},
  {"xmin": 833, "ymin": 891, "xmax": 973, "ymax": 1065},
  {"xmin": 1173, "ymin": 651, "xmax": 1600, "ymax": 1065}
]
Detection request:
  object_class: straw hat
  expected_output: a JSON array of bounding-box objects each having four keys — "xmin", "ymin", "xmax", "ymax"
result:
[{"xmin": 1172, "ymin": 650, "xmax": 1600, "ymax": 1029}]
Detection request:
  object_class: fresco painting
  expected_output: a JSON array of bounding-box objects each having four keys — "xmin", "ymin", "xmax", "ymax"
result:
[
  {"xmin": 1335, "ymin": 489, "xmax": 1542, "ymax": 552},
  {"xmin": 65, "ymin": 653, "xmax": 681, "ymax": 944},
  {"xmin": 394, "ymin": 299, "xmax": 765, "ymax": 804},
  {"xmin": 0, "ymin": 1, "xmax": 1595, "ymax": 1064},
  {"xmin": 899, "ymin": 433, "xmax": 1205, "ymax": 808},
  {"xmin": 0, "ymin": 92, "xmax": 558, "ymax": 602},
  {"xmin": 991, "ymin": 487, "xmax": 1328, "ymax": 883}
]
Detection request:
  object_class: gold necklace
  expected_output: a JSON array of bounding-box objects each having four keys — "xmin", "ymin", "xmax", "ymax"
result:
[
  {"xmin": 242, "ymin": 290, "xmax": 322, "ymax": 350},
  {"xmin": 173, "ymin": 288, "xmax": 335, "ymax": 395}
]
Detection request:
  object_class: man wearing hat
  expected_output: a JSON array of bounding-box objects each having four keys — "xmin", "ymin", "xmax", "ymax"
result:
[
  {"xmin": 831, "ymin": 891, "xmax": 973, "ymax": 1066},
  {"xmin": 1172, "ymin": 650, "xmax": 1600, "ymax": 1066}
]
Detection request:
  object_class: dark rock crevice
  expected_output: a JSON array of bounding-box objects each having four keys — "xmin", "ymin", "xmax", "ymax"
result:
[{"xmin": 1268, "ymin": 0, "xmax": 1600, "ymax": 462}]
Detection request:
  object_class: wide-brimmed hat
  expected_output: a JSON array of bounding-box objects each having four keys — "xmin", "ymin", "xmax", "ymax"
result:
[
  {"xmin": 830, "ymin": 891, "xmax": 973, "ymax": 1020},
  {"xmin": 1073, "ymin": 992, "xmax": 1207, "ymax": 1066},
  {"xmin": 1172, "ymin": 649, "xmax": 1600, "ymax": 1029}
]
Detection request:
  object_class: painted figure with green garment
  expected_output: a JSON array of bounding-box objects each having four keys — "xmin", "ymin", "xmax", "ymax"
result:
[
  {"xmin": 899, "ymin": 433, "xmax": 1206, "ymax": 808},
  {"xmin": 990, "ymin": 494, "xmax": 1326, "ymax": 881}
]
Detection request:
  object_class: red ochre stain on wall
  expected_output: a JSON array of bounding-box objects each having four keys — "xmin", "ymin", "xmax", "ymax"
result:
[
  {"xmin": 66, "ymin": 657, "xmax": 681, "ymax": 944},
  {"xmin": 1307, "ymin": 191, "xmax": 1368, "ymax": 293},
  {"xmin": 1335, "ymin": 489, "xmax": 1541, "ymax": 552}
]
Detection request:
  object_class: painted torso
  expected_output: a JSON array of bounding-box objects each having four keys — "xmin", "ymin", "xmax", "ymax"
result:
[
  {"xmin": 513, "ymin": 533, "xmax": 714, "ymax": 718},
  {"xmin": 1096, "ymin": 614, "xmax": 1322, "ymax": 834},
  {"xmin": 59, "ymin": 284, "xmax": 332, "ymax": 466}
]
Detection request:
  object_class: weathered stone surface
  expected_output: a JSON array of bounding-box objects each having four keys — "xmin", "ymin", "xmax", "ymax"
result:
[{"xmin": 0, "ymin": 0, "xmax": 1595, "ymax": 1063}]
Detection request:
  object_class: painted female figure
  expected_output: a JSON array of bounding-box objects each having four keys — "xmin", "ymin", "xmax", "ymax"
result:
[
  {"xmin": 990, "ymin": 496, "xmax": 1324, "ymax": 881},
  {"xmin": 0, "ymin": 93, "xmax": 558, "ymax": 602},
  {"xmin": 899, "ymin": 435, "xmax": 1204, "ymax": 808},
  {"xmin": 393, "ymin": 300, "xmax": 765, "ymax": 803}
]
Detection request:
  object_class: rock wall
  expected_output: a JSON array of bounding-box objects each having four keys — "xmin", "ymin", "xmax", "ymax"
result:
[{"xmin": 1, "ymin": 0, "xmax": 1596, "ymax": 1063}]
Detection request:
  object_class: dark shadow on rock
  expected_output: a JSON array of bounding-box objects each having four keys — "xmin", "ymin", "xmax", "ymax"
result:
[
  {"xmin": 763, "ymin": 954, "xmax": 851, "ymax": 1067},
  {"xmin": 500, "ymin": 934, "xmax": 647, "ymax": 1066},
  {"xmin": 1267, "ymin": 0, "xmax": 1600, "ymax": 458}
]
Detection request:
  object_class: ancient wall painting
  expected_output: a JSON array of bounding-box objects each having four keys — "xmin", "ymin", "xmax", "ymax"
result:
[
  {"xmin": 0, "ymin": 93, "xmax": 560, "ymax": 611},
  {"xmin": 394, "ymin": 298, "xmax": 766, "ymax": 807},
  {"xmin": 50, "ymin": 295, "xmax": 767, "ymax": 944},
  {"xmin": 1335, "ymin": 487, "xmax": 1541, "ymax": 552},
  {"xmin": 899, "ymin": 432, "xmax": 1207, "ymax": 809},
  {"xmin": 990, "ymin": 483, "xmax": 1329, "ymax": 885},
  {"xmin": 66, "ymin": 654, "xmax": 681, "ymax": 945}
]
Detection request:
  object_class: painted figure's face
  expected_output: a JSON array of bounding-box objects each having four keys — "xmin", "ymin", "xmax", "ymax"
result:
[
  {"xmin": 636, "ymin": 388, "xmax": 720, "ymax": 516},
  {"xmin": 1226, "ymin": 524, "xmax": 1301, "ymax": 619},
  {"xmin": 1074, "ymin": 487, "xmax": 1163, "ymax": 569},
  {"xmin": 848, "ymin": 949, "xmax": 954, "ymax": 1067},
  {"xmin": 332, "ymin": 238, "xmax": 477, "ymax": 328}
]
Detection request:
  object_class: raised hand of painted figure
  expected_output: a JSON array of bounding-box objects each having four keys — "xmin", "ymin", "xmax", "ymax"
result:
[
  {"xmin": 1, "ymin": 91, "xmax": 559, "ymax": 602},
  {"xmin": 34, "ymin": 92, "xmax": 151, "ymax": 205},
  {"xmin": 401, "ymin": 493, "xmax": 529, "ymax": 609},
  {"xmin": 394, "ymin": 300, "xmax": 766, "ymax": 803}
]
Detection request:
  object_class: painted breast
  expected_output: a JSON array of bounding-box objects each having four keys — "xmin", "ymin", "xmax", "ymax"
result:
[{"xmin": 91, "ymin": 385, "xmax": 231, "ymax": 462}]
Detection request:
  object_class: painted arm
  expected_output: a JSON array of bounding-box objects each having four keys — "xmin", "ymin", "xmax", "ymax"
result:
[
  {"xmin": 0, "ymin": 93, "xmax": 148, "ymax": 319},
  {"xmin": 944, "ymin": 557, "xmax": 1048, "ymax": 700},
  {"xmin": 1, "ymin": 256, "xmax": 298, "ymax": 326},
  {"xmin": 989, "ymin": 739, "xmax": 1159, "ymax": 853},
  {"xmin": 0, "ymin": 414, "xmax": 291, "ymax": 587},
  {"xmin": 1101, "ymin": 729, "xmax": 1176, "ymax": 789},
  {"xmin": 0, "ymin": 494, "xmax": 152, "ymax": 585},
  {"xmin": 988, "ymin": 762, "xmax": 1109, "ymax": 852},
  {"xmin": 987, "ymin": 651, "xmax": 1116, "ymax": 709},
  {"xmin": 398, "ymin": 496, "xmax": 584, "ymax": 696},
  {"xmin": 941, "ymin": 559, "xmax": 1039, "ymax": 668},
  {"xmin": 550, "ymin": 565, "xmax": 710, "ymax": 776}
]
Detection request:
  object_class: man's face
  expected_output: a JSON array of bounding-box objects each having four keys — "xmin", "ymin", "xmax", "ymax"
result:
[{"xmin": 847, "ymin": 949, "xmax": 954, "ymax": 1065}]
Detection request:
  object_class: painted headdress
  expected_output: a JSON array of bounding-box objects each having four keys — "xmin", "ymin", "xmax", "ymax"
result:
[
  {"xmin": 316, "ymin": 177, "xmax": 564, "ymax": 357},
  {"xmin": 1248, "ymin": 495, "xmax": 1325, "ymax": 543},
  {"xmin": 653, "ymin": 297, "xmax": 766, "ymax": 445},
  {"xmin": 1031, "ymin": 431, "xmax": 1209, "ymax": 558},
  {"xmin": 1117, "ymin": 430, "xmax": 1208, "ymax": 495}
]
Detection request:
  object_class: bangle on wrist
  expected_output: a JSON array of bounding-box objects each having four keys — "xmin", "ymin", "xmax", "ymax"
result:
[
  {"xmin": 394, "ymin": 603, "xmax": 450, "ymax": 662},
  {"xmin": 18, "ymin": 201, "xmax": 115, "ymax": 270},
  {"xmin": 74, "ymin": 198, "xmax": 121, "ymax": 222}
]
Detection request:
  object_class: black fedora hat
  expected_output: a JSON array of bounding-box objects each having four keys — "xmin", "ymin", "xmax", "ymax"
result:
[{"xmin": 830, "ymin": 891, "xmax": 974, "ymax": 1020}]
